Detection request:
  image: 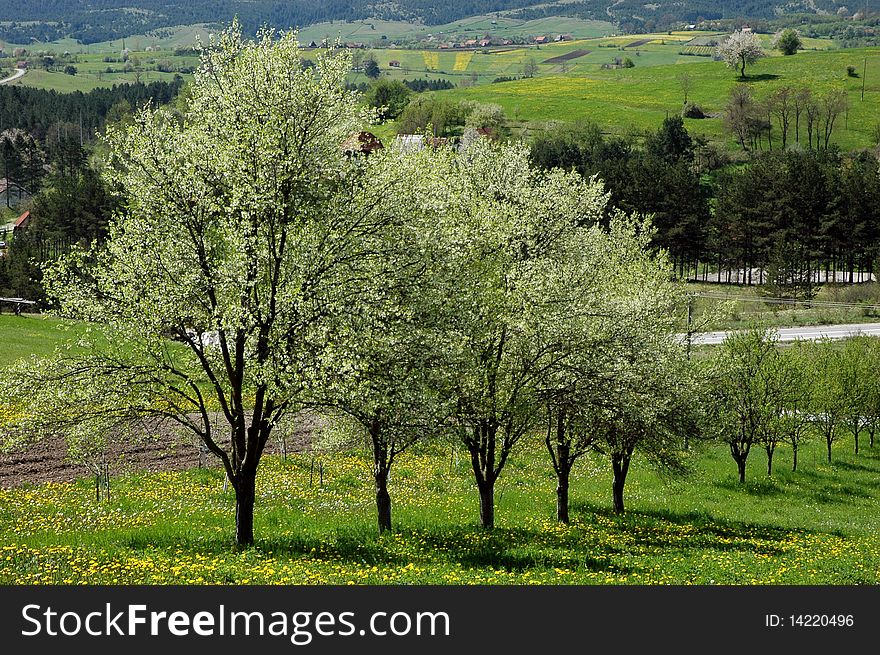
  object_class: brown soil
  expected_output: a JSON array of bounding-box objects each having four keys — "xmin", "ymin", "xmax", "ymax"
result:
[
  {"xmin": 542, "ymin": 49, "xmax": 591, "ymax": 64},
  {"xmin": 0, "ymin": 414, "xmax": 319, "ymax": 488}
]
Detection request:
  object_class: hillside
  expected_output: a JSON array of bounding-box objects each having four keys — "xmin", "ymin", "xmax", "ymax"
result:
[
  {"xmin": 436, "ymin": 46, "xmax": 880, "ymax": 150},
  {"xmin": 3, "ymin": 0, "xmax": 877, "ymax": 43}
]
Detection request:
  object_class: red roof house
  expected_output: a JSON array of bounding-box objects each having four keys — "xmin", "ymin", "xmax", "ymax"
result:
[{"xmin": 13, "ymin": 210, "xmax": 30, "ymax": 232}]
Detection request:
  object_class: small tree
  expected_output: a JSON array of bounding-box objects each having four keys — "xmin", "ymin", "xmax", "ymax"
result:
[
  {"xmin": 708, "ymin": 329, "xmax": 785, "ymax": 483},
  {"xmin": 365, "ymin": 78, "xmax": 412, "ymax": 119},
  {"xmin": 677, "ymin": 72, "xmax": 694, "ymax": 105},
  {"xmin": 522, "ymin": 57, "xmax": 538, "ymax": 78},
  {"xmin": 805, "ymin": 341, "xmax": 847, "ymax": 463},
  {"xmin": 363, "ymin": 55, "xmax": 380, "ymax": 79},
  {"xmin": 717, "ymin": 30, "xmax": 765, "ymax": 79},
  {"xmin": 776, "ymin": 347, "xmax": 812, "ymax": 472},
  {"xmin": 773, "ymin": 29, "xmax": 802, "ymax": 56},
  {"xmin": 724, "ymin": 84, "xmax": 757, "ymax": 150},
  {"xmin": 588, "ymin": 324, "xmax": 696, "ymax": 514},
  {"xmin": 839, "ymin": 337, "xmax": 872, "ymax": 455}
]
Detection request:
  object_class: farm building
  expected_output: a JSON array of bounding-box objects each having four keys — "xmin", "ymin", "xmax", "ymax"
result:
[
  {"xmin": 534, "ymin": 36, "xmax": 548, "ymax": 44},
  {"xmin": 341, "ymin": 131, "xmax": 384, "ymax": 156},
  {"xmin": 389, "ymin": 60, "xmax": 401, "ymax": 67},
  {"xmin": 13, "ymin": 210, "xmax": 31, "ymax": 234}
]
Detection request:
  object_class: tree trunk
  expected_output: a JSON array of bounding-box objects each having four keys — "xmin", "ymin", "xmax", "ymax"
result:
[
  {"xmin": 827, "ymin": 435, "xmax": 833, "ymax": 463},
  {"xmin": 375, "ymin": 468, "xmax": 392, "ymax": 534},
  {"xmin": 467, "ymin": 421, "xmax": 500, "ymax": 530},
  {"xmin": 478, "ymin": 480, "xmax": 495, "ymax": 529},
  {"xmin": 370, "ymin": 420, "xmax": 393, "ymax": 534},
  {"xmin": 556, "ymin": 464, "xmax": 570, "ymax": 524},
  {"xmin": 766, "ymin": 445, "xmax": 774, "ymax": 476},
  {"xmin": 855, "ymin": 432, "xmax": 859, "ymax": 455},
  {"xmin": 234, "ymin": 470, "xmax": 257, "ymax": 547},
  {"xmin": 792, "ymin": 442, "xmax": 798, "ymax": 472},
  {"xmin": 611, "ymin": 452, "xmax": 631, "ymax": 514},
  {"xmin": 730, "ymin": 443, "xmax": 748, "ymax": 483}
]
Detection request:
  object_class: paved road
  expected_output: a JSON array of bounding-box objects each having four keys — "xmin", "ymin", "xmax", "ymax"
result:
[
  {"xmin": 0, "ymin": 68, "xmax": 26, "ymax": 85},
  {"xmin": 691, "ymin": 323, "xmax": 880, "ymax": 346}
]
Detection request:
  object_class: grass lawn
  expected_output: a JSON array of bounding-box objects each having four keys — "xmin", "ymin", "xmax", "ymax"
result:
[
  {"xmin": 0, "ymin": 435, "xmax": 876, "ymax": 585},
  {"xmin": 0, "ymin": 314, "xmax": 88, "ymax": 366}
]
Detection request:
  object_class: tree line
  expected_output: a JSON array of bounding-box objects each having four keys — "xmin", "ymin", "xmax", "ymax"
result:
[
  {"xmin": 0, "ymin": 79, "xmax": 185, "ymax": 142},
  {"xmin": 710, "ymin": 331, "xmax": 880, "ymax": 481},
  {"xmin": 2, "ymin": 0, "xmax": 550, "ymax": 43},
  {"xmin": 0, "ymin": 79, "xmax": 184, "ymax": 299},
  {"xmin": 530, "ymin": 116, "xmax": 880, "ymax": 293}
]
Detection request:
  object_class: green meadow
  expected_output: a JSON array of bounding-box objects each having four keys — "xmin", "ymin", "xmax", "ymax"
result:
[
  {"xmin": 0, "ymin": 437, "xmax": 877, "ymax": 585},
  {"xmin": 0, "ymin": 312, "xmax": 878, "ymax": 585},
  {"xmin": 0, "ymin": 314, "xmax": 87, "ymax": 366},
  {"xmin": 435, "ymin": 47, "xmax": 880, "ymax": 149}
]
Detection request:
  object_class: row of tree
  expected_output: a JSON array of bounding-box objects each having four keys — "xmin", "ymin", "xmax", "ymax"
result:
[
  {"xmin": 0, "ymin": 27, "xmax": 694, "ymax": 548},
  {"xmin": 725, "ymin": 84, "xmax": 851, "ymax": 153},
  {"xmin": 710, "ymin": 332, "xmax": 880, "ymax": 481},
  {"xmin": 2, "ymin": 27, "xmax": 877, "ymax": 551}
]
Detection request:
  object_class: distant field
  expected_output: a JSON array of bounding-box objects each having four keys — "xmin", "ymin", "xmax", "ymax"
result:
[
  {"xmin": 3, "ymin": 49, "xmax": 199, "ymax": 92},
  {"xmin": 342, "ymin": 33, "xmax": 732, "ymax": 87},
  {"xmin": 297, "ymin": 16, "xmax": 615, "ymax": 46},
  {"xmin": 436, "ymin": 47, "xmax": 880, "ymax": 150}
]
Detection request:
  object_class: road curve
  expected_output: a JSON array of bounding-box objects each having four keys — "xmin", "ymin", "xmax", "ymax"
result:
[
  {"xmin": 0, "ymin": 68, "xmax": 26, "ymax": 85},
  {"xmin": 691, "ymin": 322, "xmax": 880, "ymax": 346}
]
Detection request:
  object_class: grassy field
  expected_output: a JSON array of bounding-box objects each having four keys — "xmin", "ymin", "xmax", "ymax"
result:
[
  {"xmin": 0, "ymin": 435, "xmax": 876, "ymax": 585},
  {"xmin": 687, "ymin": 282, "xmax": 880, "ymax": 331},
  {"xmin": 436, "ymin": 47, "xmax": 880, "ymax": 149},
  {"xmin": 1, "ymin": 304, "xmax": 878, "ymax": 584},
  {"xmin": 0, "ymin": 314, "xmax": 89, "ymax": 366},
  {"xmin": 2, "ymin": 48, "xmax": 200, "ymax": 93}
]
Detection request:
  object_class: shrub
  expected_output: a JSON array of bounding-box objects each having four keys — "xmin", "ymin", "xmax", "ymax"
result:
[{"xmin": 682, "ymin": 102, "xmax": 706, "ymax": 119}]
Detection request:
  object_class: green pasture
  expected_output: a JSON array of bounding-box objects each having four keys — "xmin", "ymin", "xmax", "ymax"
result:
[
  {"xmin": 0, "ymin": 314, "xmax": 87, "ymax": 366},
  {"xmin": 435, "ymin": 47, "xmax": 880, "ymax": 149},
  {"xmin": 0, "ymin": 434, "xmax": 876, "ymax": 585}
]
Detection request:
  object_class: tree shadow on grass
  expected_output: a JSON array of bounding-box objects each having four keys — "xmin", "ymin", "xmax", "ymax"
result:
[
  {"xmin": 782, "ymin": 468, "xmax": 874, "ymax": 504},
  {"xmin": 260, "ymin": 525, "xmax": 634, "ymax": 574},
  {"xmin": 830, "ymin": 459, "xmax": 879, "ymax": 474},
  {"xmin": 743, "ymin": 74, "xmax": 780, "ymax": 82},
  {"xmin": 714, "ymin": 477, "xmax": 786, "ymax": 497},
  {"xmin": 569, "ymin": 500, "xmax": 797, "ymax": 556}
]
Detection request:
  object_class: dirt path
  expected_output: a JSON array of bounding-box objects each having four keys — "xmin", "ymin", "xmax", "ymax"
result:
[
  {"xmin": 0, "ymin": 414, "xmax": 319, "ymax": 488},
  {"xmin": 0, "ymin": 68, "xmax": 26, "ymax": 85}
]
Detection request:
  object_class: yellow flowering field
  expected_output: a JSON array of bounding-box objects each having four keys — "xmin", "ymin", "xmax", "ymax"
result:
[
  {"xmin": 453, "ymin": 52, "xmax": 473, "ymax": 72},
  {"xmin": 0, "ymin": 441, "xmax": 877, "ymax": 585}
]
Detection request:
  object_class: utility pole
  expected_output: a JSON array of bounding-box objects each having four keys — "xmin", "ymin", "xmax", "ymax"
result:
[
  {"xmin": 686, "ymin": 295, "xmax": 693, "ymax": 361},
  {"xmin": 684, "ymin": 294, "xmax": 693, "ymax": 451}
]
